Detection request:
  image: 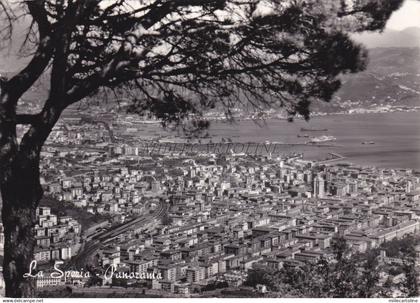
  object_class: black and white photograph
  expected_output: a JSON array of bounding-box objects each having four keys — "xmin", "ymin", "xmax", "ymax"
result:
[{"xmin": 0, "ymin": 0, "xmax": 420, "ymax": 300}]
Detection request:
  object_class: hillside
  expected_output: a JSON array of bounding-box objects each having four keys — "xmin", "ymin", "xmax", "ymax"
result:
[{"xmin": 312, "ymin": 47, "xmax": 420, "ymax": 113}]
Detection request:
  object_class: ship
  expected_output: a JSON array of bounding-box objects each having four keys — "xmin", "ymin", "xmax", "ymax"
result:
[
  {"xmin": 300, "ymin": 127, "xmax": 328, "ymax": 132},
  {"xmin": 362, "ymin": 141, "xmax": 375, "ymax": 145},
  {"xmin": 308, "ymin": 135, "xmax": 336, "ymax": 144},
  {"xmin": 265, "ymin": 140, "xmax": 283, "ymax": 145}
]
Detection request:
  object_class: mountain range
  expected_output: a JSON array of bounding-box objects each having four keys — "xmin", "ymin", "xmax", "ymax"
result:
[
  {"xmin": 312, "ymin": 46, "xmax": 420, "ymax": 114},
  {"xmin": 2, "ymin": 28, "xmax": 420, "ymax": 115},
  {"xmin": 305, "ymin": 28, "xmax": 420, "ymax": 113},
  {"xmin": 353, "ymin": 27, "xmax": 420, "ymax": 49}
]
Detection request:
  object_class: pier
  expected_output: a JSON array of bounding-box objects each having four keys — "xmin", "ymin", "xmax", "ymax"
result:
[{"xmin": 317, "ymin": 152, "xmax": 346, "ymax": 164}]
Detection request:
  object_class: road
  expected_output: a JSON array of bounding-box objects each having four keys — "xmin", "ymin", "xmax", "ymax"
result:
[{"xmin": 65, "ymin": 200, "xmax": 168, "ymax": 270}]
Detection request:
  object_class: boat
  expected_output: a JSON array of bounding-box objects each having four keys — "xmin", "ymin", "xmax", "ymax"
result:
[
  {"xmin": 297, "ymin": 134, "xmax": 310, "ymax": 138},
  {"xmin": 308, "ymin": 135, "xmax": 336, "ymax": 144},
  {"xmin": 300, "ymin": 128, "xmax": 328, "ymax": 132},
  {"xmin": 362, "ymin": 141, "xmax": 375, "ymax": 145}
]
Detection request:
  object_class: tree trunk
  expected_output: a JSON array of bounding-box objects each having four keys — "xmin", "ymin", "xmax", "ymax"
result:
[
  {"xmin": 1, "ymin": 156, "xmax": 43, "ymax": 297},
  {"xmin": 0, "ymin": 84, "xmax": 59, "ymax": 297}
]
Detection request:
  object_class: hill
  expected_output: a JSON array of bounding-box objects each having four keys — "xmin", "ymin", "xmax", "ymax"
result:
[{"xmin": 312, "ymin": 47, "xmax": 420, "ymax": 113}]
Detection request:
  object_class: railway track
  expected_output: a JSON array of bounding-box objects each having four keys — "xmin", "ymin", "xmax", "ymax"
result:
[{"xmin": 65, "ymin": 200, "xmax": 168, "ymax": 270}]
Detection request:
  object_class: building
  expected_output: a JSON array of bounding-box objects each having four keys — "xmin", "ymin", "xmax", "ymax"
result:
[{"xmin": 313, "ymin": 175, "xmax": 325, "ymax": 198}]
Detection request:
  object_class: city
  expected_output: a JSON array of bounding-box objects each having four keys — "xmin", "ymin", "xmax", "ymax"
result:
[{"xmin": 0, "ymin": 110, "xmax": 418, "ymax": 297}]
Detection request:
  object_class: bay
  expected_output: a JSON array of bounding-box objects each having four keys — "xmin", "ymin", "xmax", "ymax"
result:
[
  {"xmin": 136, "ymin": 111, "xmax": 420, "ymax": 170},
  {"xmin": 205, "ymin": 112, "xmax": 420, "ymax": 170}
]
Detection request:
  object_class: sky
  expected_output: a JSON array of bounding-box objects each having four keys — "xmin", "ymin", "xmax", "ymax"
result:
[{"xmin": 386, "ymin": 0, "xmax": 420, "ymax": 30}]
